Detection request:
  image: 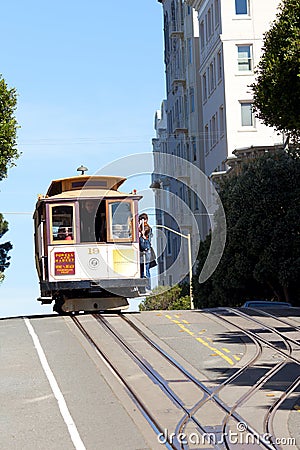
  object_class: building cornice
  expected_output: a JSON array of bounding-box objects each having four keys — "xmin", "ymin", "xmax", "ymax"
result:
[{"xmin": 185, "ymin": 0, "xmax": 202, "ymax": 10}]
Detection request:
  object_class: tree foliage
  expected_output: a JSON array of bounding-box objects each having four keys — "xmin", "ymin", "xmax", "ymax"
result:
[
  {"xmin": 0, "ymin": 214, "xmax": 12, "ymax": 281},
  {"xmin": 251, "ymin": 0, "xmax": 300, "ymax": 143},
  {"xmin": 0, "ymin": 75, "xmax": 19, "ymax": 180},
  {"xmin": 0, "ymin": 75, "xmax": 19, "ymax": 281},
  {"xmin": 139, "ymin": 285, "xmax": 191, "ymax": 311},
  {"xmin": 194, "ymin": 151, "xmax": 300, "ymax": 307}
]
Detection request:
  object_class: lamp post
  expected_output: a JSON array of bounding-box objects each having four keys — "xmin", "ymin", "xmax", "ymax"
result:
[{"xmin": 154, "ymin": 224, "xmax": 194, "ymax": 310}]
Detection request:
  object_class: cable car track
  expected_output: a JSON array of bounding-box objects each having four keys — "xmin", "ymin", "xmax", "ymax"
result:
[
  {"xmin": 70, "ymin": 315, "xmax": 176, "ymax": 450},
  {"xmin": 264, "ymin": 376, "xmax": 300, "ymax": 450},
  {"xmin": 207, "ymin": 308, "xmax": 300, "ymax": 363},
  {"xmin": 118, "ymin": 314, "xmax": 299, "ymax": 450},
  {"xmin": 227, "ymin": 308, "xmax": 300, "ymax": 351},
  {"xmin": 240, "ymin": 307, "xmax": 300, "ymax": 333},
  {"xmin": 204, "ymin": 309, "xmax": 300, "ymax": 449},
  {"xmin": 119, "ymin": 314, "xmax": 267, "ymax": 449},
  {"xmin": 94, "ymin": 314, "xmax": 280, "ymax": 449},
  {"xmin": 69, "ymin": 311, "xmax": 299, "ymax": 449}
]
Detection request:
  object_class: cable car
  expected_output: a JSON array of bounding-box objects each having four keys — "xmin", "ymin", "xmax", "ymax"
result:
[{"xmin": 33, "ymin": 170, "xmax": 147, "ymax": 314}]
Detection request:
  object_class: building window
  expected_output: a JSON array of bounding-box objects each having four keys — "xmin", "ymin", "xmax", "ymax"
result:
[
  {"xmin": 171, "ymin": 0, "xmax": 176, "ymax": 21},
  {"xmin": 186, "ymin": 187, "xmax": 191, "ymax": 208},
  {"xmin": 204, "ymin": 124, "xmax": 209, "ymax": 155},
  {"xmin": 186, "ymin": 142, "xmax": 190, "ymax": 160},
  {"xmin": 168, "ymin": 112, "xmax": 173, "ymax": 132},
  {"xmin": 187, "ymin": 38, "xmax": 193, "ymax": 64},
  {"xmin": 212, "ymin": 114, "xmax": 217, "ymax": 146},
  {"xmin": 237, "ymin": 45, "xmax": 252, "ymax": 71},
  {"xmin": 194, "ymin": 191, "xmax": 199, "ymax": 210},
  {"xmin": 235, "ymin": 0, "xmax": 249, "ymax": 15},
  {"xmin": 207, "ymin": 8, "xmax": 212, "ymax": 38},
  {"xmin": 219, "ymin": 105, "xmax": 225, "ymax": 138},
  {"xmin": 179, "ymin": 186, "xmax": 183, "ymax": 201},
  {"xmin": 209, "ymin": 61, "xmax": 215, "ymax": 93},
  {"xmin": 202, "ymin": 73, "xmax": 207, "ymax": 102},
  {"xmin": 164, "ymin": 186, "xmax": 170, "ymax": 209},
  {"xmin": 189, "ymin": 87, "xmax": 195, "ymax": 113},
  {"xmin": 191, "ymin": 136, "xmax": 197, "ymax": 161},
  {"xmin": 214, "ymin": 0, "xmax": 220, "ymax": 26},
  {"xmin": 167, "ymin": 230, "xmax": 172, "ymax": 255},
  {"xmin": 241, "ymin": 102, "xmax": 254, "ymax": 126},
  {"xmin": 217, "ymin": 50, "xmax": 222, "ymax": 81},
  {"xmin": 200, "ymin": 21, "xmax": 205, "ymax": 50}
]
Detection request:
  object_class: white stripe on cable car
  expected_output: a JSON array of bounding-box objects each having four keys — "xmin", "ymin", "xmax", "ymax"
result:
[{"xmin": 24, "ymin": 318, "xmax": 86, "ymax": 450}]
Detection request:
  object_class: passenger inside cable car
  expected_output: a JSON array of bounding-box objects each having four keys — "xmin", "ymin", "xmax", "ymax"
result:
[{"xmin": 57, "ymin": 226, "xmax": 73, "ymax": 240}]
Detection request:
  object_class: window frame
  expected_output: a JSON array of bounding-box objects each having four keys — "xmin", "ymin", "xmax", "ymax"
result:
[
  {"xmin": 217, "ymin": 50, "xmax": 223, "ymax": 81},
  {"xmin": 189, "ymin": 87, "xmax": 195, "ymax": 113},
  {"xmin": 240, "ymin": 101, "xmax": 255, "ymax": 127},
  {"xmin": 200, "ymin": 21, "xmax": 205, "ymax": 50},
  {"xmin": 219, "ymin": 105, "xmax": 225, "ymax": 138},
  {"xmin": 235, "ymin": 0, "xmax": 249, "ymax": 16},
  {"xmin": 49, "ymin": 203, "xmax": 76, "ymax": 245},
  {"xmin": 214, "ymin": 0, "xmax": 220, "ymax": 27},
  {"xmin": 187, "ymin": 38, "xmax": 193, "ymax": 64},
  {"xmin": 204, "ymin": 124, "xmax": 210, "ymax": 155},
  {"xmin": 202, "ymin": 72, "xmax": 208, "ymax": 102},
  {"xmin": 106, "ymin": 199, "xmax": 135, "ymax": 243},
  {"xmin": 209, "ymin": 61, "xmax": 215, "ymax": 93},
  {"xmin": 167, "ymin": 230, "xmax": 172, "ymax": 256},
  {"xmin": 237, "ymin": 44, "xmax": 253, "ymax": 72}
]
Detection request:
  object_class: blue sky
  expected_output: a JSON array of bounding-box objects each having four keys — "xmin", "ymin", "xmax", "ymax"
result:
[{"xmin": 0, "ymin": 0, "xmax": 165, "ymax": 317}]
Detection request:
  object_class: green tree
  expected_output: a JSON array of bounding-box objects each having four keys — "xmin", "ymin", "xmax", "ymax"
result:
[
  {"xmin": 0, "ymin": 214, "xmax": 12, "ymax": 282},
  {"xmin": 251, "ymin": 0, "xmax": 300, "ymax": 143},
  {"xmin": 139, "ymin": 285, "xmax": 191, "ymax": 311},
  {"xmin": 194, "ymin": 151, "xmax": 300, "ymax": 307},
  {"xmin": 0, "ymin": 75, "xmax": 19, "ymax": 281}
]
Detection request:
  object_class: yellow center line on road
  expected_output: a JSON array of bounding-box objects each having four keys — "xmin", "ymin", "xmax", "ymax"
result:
[
  {"xmin": 222, "ymin": 348, "xmax": 231, "ymax": 353},
  {"xmin": 196, "ymin": 336, "xmax": 234, "ymax": 365},
  {"xmin": 165, "ymin": 315, "xmax": 234, "ymax": 366}
]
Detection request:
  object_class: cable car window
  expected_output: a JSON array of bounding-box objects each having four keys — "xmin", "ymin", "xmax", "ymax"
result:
[
  {"xmin": 79, "ymin": 200, "xmax": 106, "ymax": 243},
  {"xmin": 107, "ymin": 200, "xmax": 134, "ymax": 242},
  {"xmin": 51, "ymin": 205, "xmax": 74, "ymax": 243}
]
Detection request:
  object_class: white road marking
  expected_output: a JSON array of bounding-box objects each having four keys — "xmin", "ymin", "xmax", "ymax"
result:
[{"xmin": 24, "ymin": 318, "xmax": 86, "ymax": 450}]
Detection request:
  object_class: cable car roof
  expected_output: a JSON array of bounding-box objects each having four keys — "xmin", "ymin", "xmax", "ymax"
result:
[
  {"xmin": 43, "ymin": 188, "xmax": 142, "ymax": 201},
  {"xmin": 46, "ymin": 175, "xmax": 127, "ymax": 197}
]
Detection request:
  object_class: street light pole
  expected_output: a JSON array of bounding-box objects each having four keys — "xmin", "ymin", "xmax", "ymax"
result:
[
  {"xmin": 154, "ymin": 224, "xmax": 194, "ymax": 310},
  {"xmin": 187, "ymin": 233, "xmax": 194, "ymax": 310}
]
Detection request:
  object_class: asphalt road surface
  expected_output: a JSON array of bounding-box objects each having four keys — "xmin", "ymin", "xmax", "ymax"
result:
[{"xmin": 1, "ymin": 307, "xmax": 300, "ymax": 449}]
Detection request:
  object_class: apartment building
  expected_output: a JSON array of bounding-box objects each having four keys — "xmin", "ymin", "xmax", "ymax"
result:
[
  {"xmin": 153, "ymin": 0, "xmax": 281, "ymax": 286},
  {"xmin": 186, "ymin": 0, "xmax": 281, "ymax": 175},
  {"xmin": 152, "ymin": 1, "xmax": 206, "ymax": 286}
]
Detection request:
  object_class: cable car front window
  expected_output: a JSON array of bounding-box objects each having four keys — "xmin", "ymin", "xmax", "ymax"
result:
[
  {"xmin": 108, "ymin": 201, "xmax": 133, "ymax": 242},
  {"xmin": 51, "ymin": 205, "xmax": 74, "ymax": 242}
]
